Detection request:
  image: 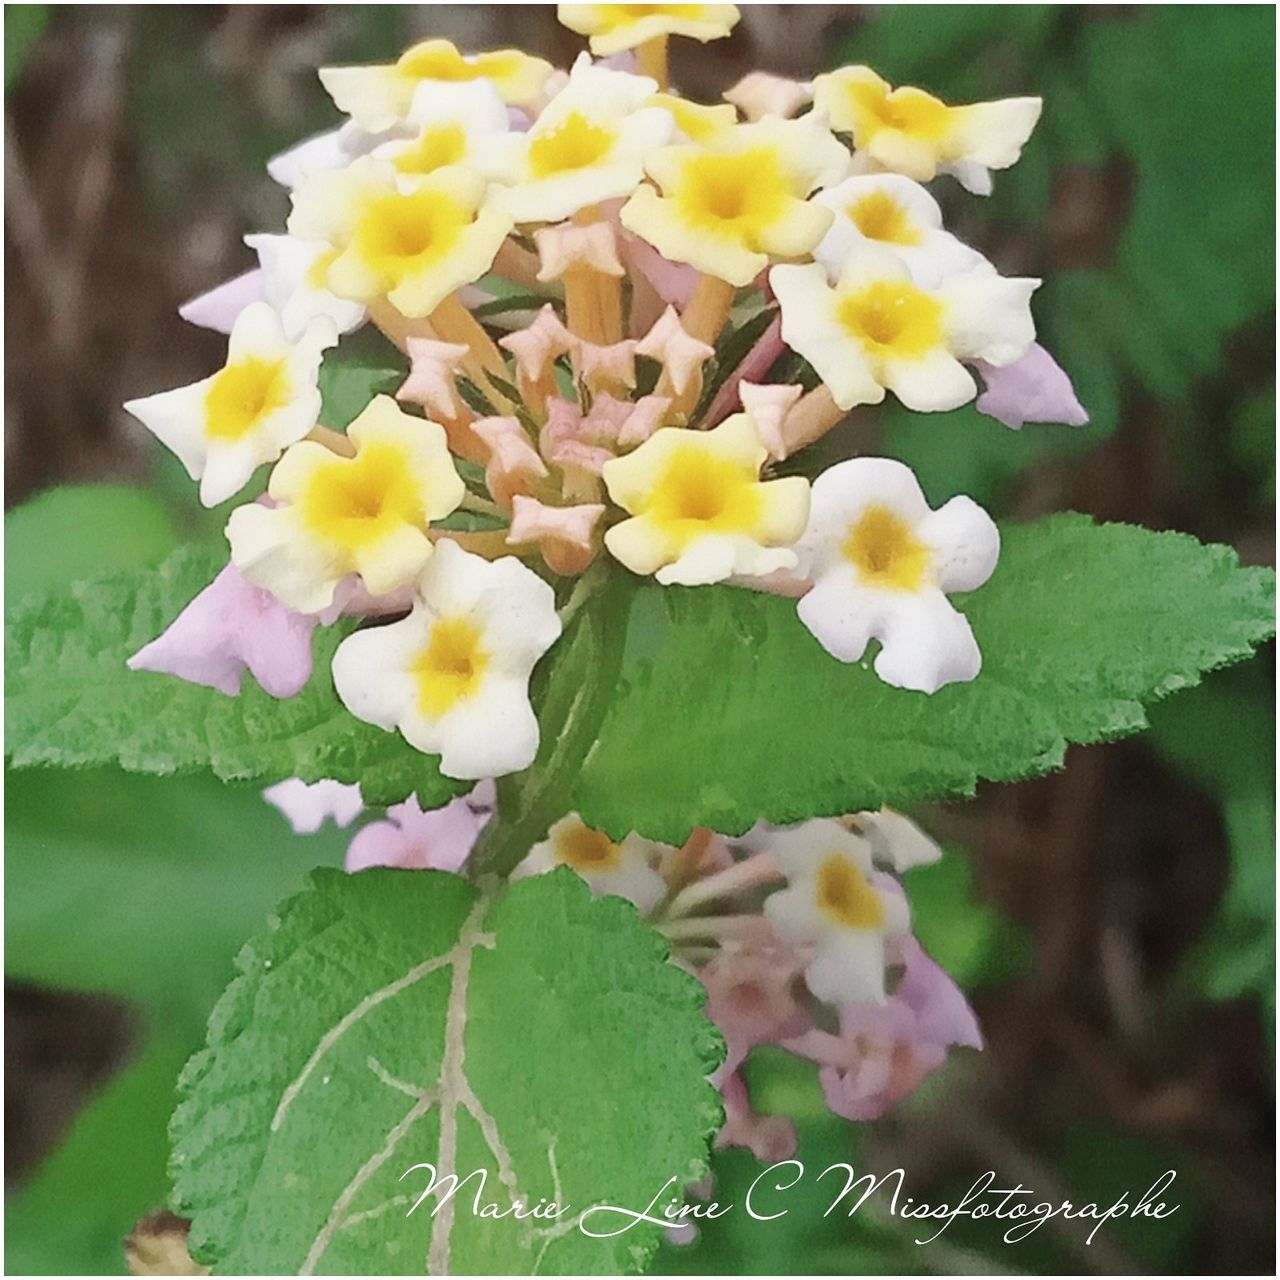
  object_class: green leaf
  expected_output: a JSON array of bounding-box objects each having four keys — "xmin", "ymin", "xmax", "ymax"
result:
[
  {"xmin": 171, "ymin": 869, "xmax": 723, "ymax": 1275},
  {"xmin": 5, "ymin": 484, "xmax": 179, "ymax": 605},
  {"xmin": 568, "ymin": 515, "xmax": 1275, "ymax": 842},
  {"xmin": 4, "ymin": 543, "xmax": 461, "ymax": 808},
  {"xmin": 318, "ymin": 331, "xmax": 408, "ymax": 430}
]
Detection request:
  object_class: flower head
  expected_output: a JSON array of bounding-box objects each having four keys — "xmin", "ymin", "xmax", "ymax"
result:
[
  {"xmin": 124, "ymin": 302, "xmax": 335, "ymax": 508},
  {"xmin": 226, "ymin": 395, "xmax": 465, "ymax": 614},
  {"xmin": 602, "ymin": 413, "xmax": 810, "ymax": 585},
  {"xmin": 620, "ymin": 115, "xmax": 848, "ymax": 286},
  {"xmin": 320, "ymin": 38, "xmax": 553, "ymax": 132},
  {"xmin": 771, "ymin": 247, "xmax": 1038, "ymax": 412},
  {"xmin": 811, "ymin": 173, "xmax": 985, "ymax": 288},
  {"xmin": 499, "ymin": 56, "xmax": 674, "ymax": 224},
  {"xmin": 762, "ymin": 818, "xmax": 910, "ymax": 1005},
  {"xmin": 288, "ymin": 158, "xmax": 512, "ymax": 318},
  {"xmin": 813, "ymin": 65, "xmax": 1041, "ymax": 194},
  {"xmin": 331, "ymin": 539, "xmax": 562, "ymax": 779},
  {"xmin": 514, "ymin": 813, "xmax": 669, "ymax": 912},
  {"xmin": 558, "ymin": 4, "xmax": 740, "ymax": 56},
  {"xmin": 795, "ymin": 457, "xmax": 999, "ymax": 693}
]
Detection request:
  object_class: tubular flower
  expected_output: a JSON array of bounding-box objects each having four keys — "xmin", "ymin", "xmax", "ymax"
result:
[
  {"xmin": 810, "ymin": 173, "xmax": 985, "ymax": 288},
  {"xmin": 771, "ymin": 246, "xmax": 1038, "ymax": 412},
  {"xmin": 371, "ymin": 80, "xmax": 521, "ymax": 185},
  {"xmin": 244, "ymin": 233, "xmax": 367, "ymax": 340},
  {"xmin": 795, "ymin": 457, "xmax": 999, "ymax": 693},
  {"xmin": 287, "ymin": 158, "xmax": 512, "ymax": 319},
  {"xmin": 557, "ymin": 5, "xmax": 740, "ymax": 56},
  {"xmin": 124, "ymin": 302, "xmax": 335, "ymax": 509},
  {"xmin": 620, "ymin": 115, "xmax": 848, "ymax": 286},
  {"xmin": 499, "ymin": 56, "xmax": 674, "ymax": 224},
  {"xmin": 813, "ymin": 65, "xmax": 1041, "ymax": 194},
  {"xmin": 602, "ymin": 413, "xmax": 810, "ymax": 585},
  {"xmin": 763, "ymin": 819, "xmax": 911, "ymax": 1005},
  {"xmin": 513, "ymin": 813, "xmax": 670, "ymax": 912},
  {"xmin": 331, "ymin": 539, "xmax": 562, "ymax": 779},
  {"xmin": 319, "ymin": 38, "xmax": 554, "ymax": 133},
  {"xmin": 226, "ymin": 395, "xmax": 465, "ymax": 614}
]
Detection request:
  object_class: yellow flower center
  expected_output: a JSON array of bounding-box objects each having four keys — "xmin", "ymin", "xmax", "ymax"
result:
[
  {"xmin": 847, "ymin": 190, "xmax": 921, "ymax": 246},
  {"xmin": 527, "ymin": 111, "xmax": 617, "ymax": 178},
  {"xmin": 675, "ymin": 147, "xmax": 789, "ymax": 240},
  {"xmin": 413, "ymin": 616, "xmax": 489, "ymax": 718},
  {"xmin": 647, "ymin": 446, "xmax": 764, "ymax": 543},
  {"xmin": 391, "ymin": 124, "xmax": 468, "ymax": 176},
  {"xmin": 351, "ymin": 189, "xmax": 467, "ymax": 283},
  {"xmin": 204, "ymin": 357, "xmax": 290, "ymax": 441},
  {"xmin": 842, "ymin": 505, "xmax": 930, "ymax": 592},
  {"xmin": 300, "ymin": 442, "xmax": 426, "ymax": 549},
  {"xmin": 305, "ymin": 247, "xmax": 340, "ymax": 290},
  {"xmin": 837, "ymin": 280, "xmax": 942, "ymax": 359},
  {"xmin": 554, "ymin": 822, "xmax": 622, "ymax": 871},
  {"xmin": 849, "ymin": 82, "xmax": 951, "ymax": 142},
  {"xmin": 816, "ymin": 854, "xmax": 885, "ymax": 929}
]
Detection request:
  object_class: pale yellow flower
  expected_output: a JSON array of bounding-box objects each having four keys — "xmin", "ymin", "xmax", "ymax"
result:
[
  {"xmin": 648, "ymin": 92, "xmax": 737, "ymax": 143},
  {"xmin": 813, "ymin": 66, "xmax": 1041, "ymax": 194},
  {"xmin": 558, "ymin": 4, "xmax": 740, "ymax": 56},
  {"xmin": 227, "ymin": 395, "xmax": 464, "ymax": 613},
  {"xmin": 320, "ymin": 38, "xmax": 553, "ymax": 132},
  {"xmin": 287, "ymin": 158, "xmax": 512, "ymax": 319},
  {"xmin": 619, "ymin": 116, "xmax": 848, "ymax": 286},
  {"xmin": 602, "ymin": 412, "xmax": 810, "ymax": 585}
]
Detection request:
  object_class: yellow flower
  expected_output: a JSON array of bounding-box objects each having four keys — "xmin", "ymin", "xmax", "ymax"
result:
[
  {"xmin": 287, "ymin": 158, "xmax": 512, "ymax": 319},
  {"xmin": 619, "ymin": 116, "xmax": 847, "ymax": 286},
  {"xmin": 813, "ymin": 66, "xmax": 1041, "ymax": 193},
  {"xmin": 648, "ymin": 92, "xmax": 737, "ymax": 143},
  {"xmin": 498, "ymin": 56, "xmax": 674, "ymax": 224},
  {"xmin": 602, "ymin": 413, "xmax": 810, "ymax": 585},
  {"xmin": 320, "ymin": 38, "xmax": 553, "ymax": 132},
  {"xmin": 226, "ymin": 395, "xmax": 465, "ymax": 613},
  {"xmin": 558, "ymin": 4, "xmax": 740, "ymax": 56}
]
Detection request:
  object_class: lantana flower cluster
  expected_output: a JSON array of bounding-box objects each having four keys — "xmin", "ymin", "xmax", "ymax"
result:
[{"xmin": 126, "ymin": 5, "xmax": 1085, "ymax": 1156}]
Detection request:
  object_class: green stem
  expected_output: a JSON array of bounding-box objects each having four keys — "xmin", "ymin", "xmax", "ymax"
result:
[{"xmin": 467, "ymin": 566, "xmax": 633, "ymax": 880}]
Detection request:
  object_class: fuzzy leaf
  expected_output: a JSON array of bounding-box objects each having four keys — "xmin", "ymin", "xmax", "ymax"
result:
[
  {"xmin": 568, "ymin": 515, "xmax": 1275, "ymax": 842},
  {"xmin": 171, "ymin": 869, "xmax": 723, "ymax": 1275},
  {"xmin": 3, "ymin": 543, "xmax": 461, "ymax": 808}
]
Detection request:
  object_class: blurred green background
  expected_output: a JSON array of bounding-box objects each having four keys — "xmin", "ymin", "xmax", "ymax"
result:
[{"xmin": 4, "ymin": 5, "xmax": 1275, "ymax": 1274}]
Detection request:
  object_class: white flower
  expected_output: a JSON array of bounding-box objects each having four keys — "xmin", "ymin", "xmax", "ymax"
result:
[
  {"xmin": 287, "ymin": 158, "xmax": 512, "ymax": 319},
  {"xmin": 497, "ymin": 55, "xmax": 675, "ymax": 225},
  {"xmin": 812, "ymin": 65, "xmax": 1041, "ymax": 195},
  {"xmin": 854, "ymin": 808, "xmax": 943, "ymax": 873},
  {"xmin": 372, "ymin": 79, "xmax": 522, "ymax": 185},
  {"xmin": 244, "ymin": 233, "xmax": 367, "ymax": 340},
  {"xmin": 226, "ymin": 395, "xmax": 464, "ymax": 614},
  {"xmin": 558, "ymin": 4, "xmax": 741, "ymax": 56},
  {"xmin": 601, "ymin": 413, "xmax": 810, "ymax": 586},
  {"xmin": 513, "ymin": 814, "xmax": 669, "ymax": 912},
  {"xmin": 795, "ymin": 457, "xmax": 999, "ymax": 694},
  {"xmin": 811, "ymin": 173, "xmax": 986, "ymax": 288},
  {"xmin": 771, "ymin": 246, "xmax": 1038, "ymax": 412},
  {"xmin": 331, "ymin": 539, "xmax": 562, "ymax": 779},
  {"xmin": 763, "ymin": 818, "xmax": 910, "ymax": 1005},
  {"xmin": 319, "ymin": 38, "xmax": 553, "ymax": 133},
  {"xmin": 124, "ymin": 302, "xmax": 335, "ymax": 508}
]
